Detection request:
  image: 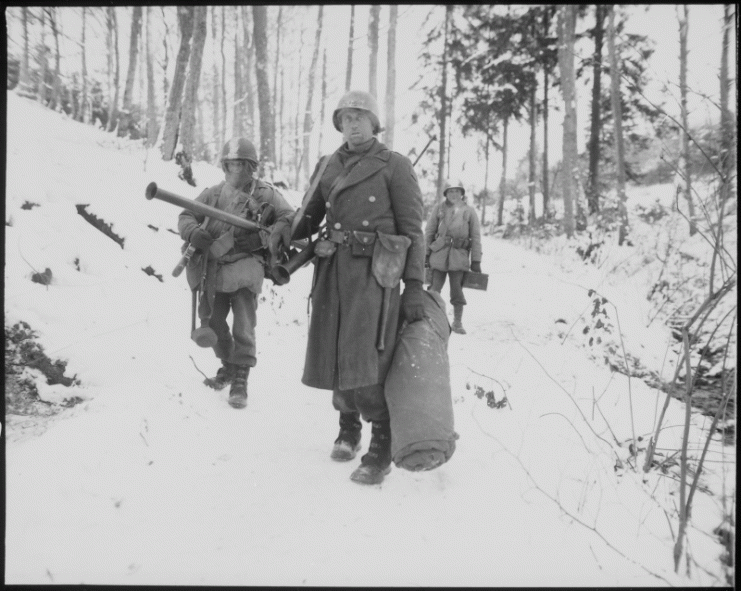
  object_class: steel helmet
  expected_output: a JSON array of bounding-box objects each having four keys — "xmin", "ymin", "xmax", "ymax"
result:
[
  {"xmin": 443, "ymin": 180, "xmax": 466, "ymax": 197},
  {"xmin": 220, "ymin": 137, "xmax": 258, "ymax": 166},
  {"xmin": 332, "ymin": 90, "xmax": 381, "ymax": 134}
]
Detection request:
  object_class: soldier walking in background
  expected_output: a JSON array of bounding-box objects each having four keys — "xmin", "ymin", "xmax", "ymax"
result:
[
  {"xmin": 292, "ymin": 90, "xmax": 426, "ymax": 485},
  {"xmin": 425, "ymin": 181, "xmax": 483, "ymax": 334},
  {"xmin": 178, "ymin": 138, "xmax": 294, "ymax": 409}
]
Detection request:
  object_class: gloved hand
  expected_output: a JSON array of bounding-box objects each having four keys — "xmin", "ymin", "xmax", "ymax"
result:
[
  {"xmin": 425, "ymin": 253, "xmax": 430, "ymax": 268},
  {"xmin": 268, "ymin": 218, "xmax": 292, "ymax": 256},
  {"xmin": 190, "ymin": 227, "xmax": 214, "ymax": 251},
  {"xmin": 401, "ymin": 279, "xmax": 427, "ymax": 323},
  {"xmin": 470, "ymin": 260, "xmax": 482, "ymax": 273}
]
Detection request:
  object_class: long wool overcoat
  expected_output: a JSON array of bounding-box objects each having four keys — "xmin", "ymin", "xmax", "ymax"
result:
[
  {"xmin": 298, "ymin": 138, "xmax": 425, "ymax": 391},
  {"xmin": 425, "ymin": 199, "xmax": 482, "ymax": 272}
]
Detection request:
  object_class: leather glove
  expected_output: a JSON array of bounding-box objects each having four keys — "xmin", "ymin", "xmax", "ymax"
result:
[
  {"xmin": 470, "ymin": 260, "xmax": 482, "ymax": 273},
  {"xmin": 268, "ymin": 218, "xmax": 292, "ymax": 256},
  {"xmin": 425, "ymin": 253, "xmax": 430, "ymax": 268},
  {"xmin": 401, "ymin": 279, "xmax": 427, "ymax": 323},
  {"xmin": 189, "ymin": 227, "xmax": 214, "ymax": 251}
]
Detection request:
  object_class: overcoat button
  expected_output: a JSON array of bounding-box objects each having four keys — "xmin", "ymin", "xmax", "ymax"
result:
[
  {"xmin": 362, "ymin": 220, "xmax": 369, "ymax": 226},
  {"xmin": 334, "ymin": 222, "xmax": 341, "ymax": 229},
  {"xmin": 326, "ymin": 202, "xmax": 331, "ymax": 208},
  {"xmin": 369, "ymin": 196, "xmax": 376, "ymax": 202}
]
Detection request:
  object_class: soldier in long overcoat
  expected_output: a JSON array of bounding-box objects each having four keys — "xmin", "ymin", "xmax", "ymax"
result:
[
  {"xmin": 425, "ymin": 181, "xmax": 483, "ymax": 334},
  {"xmin": 179, "ymin": 138, "xmax": 295, "ymax": 409},
  {"xmin": 292, "ymin": 90, "xmax": 426, "ymax": 485}
]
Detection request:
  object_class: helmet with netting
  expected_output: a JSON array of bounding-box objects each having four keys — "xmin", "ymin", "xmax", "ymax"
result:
[{"xmin": 332, "ymin": 90, "xmax": 381, "ymax": 134}]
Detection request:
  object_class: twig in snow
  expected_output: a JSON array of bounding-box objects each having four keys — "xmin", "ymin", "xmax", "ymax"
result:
[
  {"xmin": 539, "ymin": 412, "xmax": 593, "ymax": 454},
  {"xmin": 189, "ymin": 355, "xmax": 210, "ymax": 381},
  {"xmin": 471, "ymin": 414, "xmax": 674, "ymax": 585},
  {"xmin": 509, "ymin": 326, "xmax": 614, "ymax": 451}
]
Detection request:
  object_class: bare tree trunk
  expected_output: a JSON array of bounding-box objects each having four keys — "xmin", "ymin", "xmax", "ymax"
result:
[
  {"xmin": 220, "ymin": 6, "xmax": 226, "ymax": 143},
  {"xmin": 711, "ymin": 3, "xmax": 733, "ymax": 296},
  {"xmin": 436, "ymin": 5, "xmax": 452, "ymax": 203},
  {"xmin": 233, "ymin": 9, "xmax": 243, "ymax": 138},
  {"xmin": 49, "ymin": 7, "xmax": 61, "ymax": 110},
  {"xmin": 210, "ymin": 6, "xmax": 220, "ymax": 155},
  {"xmin": 528, "ymin": 80, "xmax": 537, "ymax": 225},
  {"xmin": 294, "ymin": 27, "xmax": 305, "ymax": 188},
  {"xmin": 146, "ymin": 7, "xmax": 158, "ymax": 145},
  {"xmin": 241, "ymin": 6, "xmax": 255, "ymax": 139},
  {"xmin": 678, "ymin": 5, "xmax": 697, "ymax": 236},
  {"xmin": 542, "ymin": 8, "xmax": 551, "ymax": 220},
  {"xmin": 346, "ymin": 5, "xmax": 355, "ymax": 91},
  {"xmin": 368, "ymin": 5, "xmax": 381, "ymax": 99},
  {"xmin": 273, "ymin": 6, "xmax": 283, "ymax": 154},
  {"xmin": 607, "ymin": 6, "xmax": 629, "ymax": 245},
  {"xmin": 161, "ymin": 6, "xmax": 195, "ymax": 160},
  {"xmin": 17, "ymin": 7, "xmax": 33, "ymax": 97},
  {"xmin": 482, "ymin": 134, "xmax": 490, "ymax": 226},
  {"xmin": 160, "ymin": 8, "xmax": 169, "ymax": 108},
  {"xmin": 118, "ymin": 6, "xmax": 142, "ymax": 137},
  {"xmin": 279, "ymin": 67, "xmax": 285, "ymax": 169},
  {"xmin": 37, "ymin": 8, "xmax": 47, "ymax": 105},
  {"xmin": 80, "ymin": 7, "xmax": 89, "ymax": 124},
  {"xmin": 253, "ymin": 5, "xmax": 275, "ymax": 167},
  {"xmin": 318, "ymin": 48, "xmax": 327, "ymax": 155},
  {"xmin": 558, "ymin": 5, "xmax": 577, "ymax": 238},
  {"xmin": 303, "ymin": 6, "xmax": 324, "ymax": 182},
  {"xmin": 587, "ymin": 4, "xmax": 605, "ymax": 216},
  {"xmin": 107, "ymin": 7, "xmax": 120, "ymax": 131},
  {"xmin": 384, "ymin": 4, "xmax": 398, "ymax": 150},
  {"xmin": 497, "ymin": 117, "xmax": 509, "ymax": 226},
  {"xmin": 180, "ymin": 5, "xmax": 207, "ymax": 158}
]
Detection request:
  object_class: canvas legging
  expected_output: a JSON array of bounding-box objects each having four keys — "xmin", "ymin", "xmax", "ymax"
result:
[{"xmin": 429, "ymin": 269, "xmax": 467, "ymax": 307}]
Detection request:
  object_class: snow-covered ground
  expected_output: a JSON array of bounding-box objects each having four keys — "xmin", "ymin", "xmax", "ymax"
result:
[{"xmin": 4, "ymin": 92, "xmax": 734, "ymax": 586}]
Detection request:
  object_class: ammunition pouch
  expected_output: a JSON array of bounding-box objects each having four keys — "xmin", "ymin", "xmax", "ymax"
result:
[
  {"xmin": 372, "ymin": 231, "xmax": 411, "ymax": 289},
  {"xmin": 351, "ymin": 230, "xmax": 376, "ymax": 257}
]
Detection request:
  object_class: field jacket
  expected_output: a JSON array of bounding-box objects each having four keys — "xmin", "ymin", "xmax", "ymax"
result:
[{"xmin": 425, "ymin": 199, "xmax": 482, "ymax": 272}]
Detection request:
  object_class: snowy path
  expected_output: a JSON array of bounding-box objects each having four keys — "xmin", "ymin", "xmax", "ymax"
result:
[{"xmin": 6, "ymin": 241, "xmax": 687, "ymax": 586}]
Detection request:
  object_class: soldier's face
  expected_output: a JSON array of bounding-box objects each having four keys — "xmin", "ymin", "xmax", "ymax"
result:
[
  {"xmin": 224, "ymin": 160, "xmax": 254, "ymax": 188},
  {"xmin": 445, "ymin": 189, "xmax": 463, "ymax": 204},
  {"xmin": 340, "ymin": 109, "xmax": 374, "ymax": 148}
]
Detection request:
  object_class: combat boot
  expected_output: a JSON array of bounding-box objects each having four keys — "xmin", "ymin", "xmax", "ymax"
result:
[
  {"xmin": 350, "ymin": 420, "xmax": 392, "ymax": 485},
  {"xmin": 203, "ymin": 361, "xmax": 237, "ymax": 390},
  {"xmin": 451, "ymin": 305, "xmax": 466, "ymax": 334},
  {"xmin": 330, "ymin": 412, "xmax": 362, "ymax": 461},
  {"xmin": 228, "ymin": 365, "xmax": 249, "ymax": 409}
]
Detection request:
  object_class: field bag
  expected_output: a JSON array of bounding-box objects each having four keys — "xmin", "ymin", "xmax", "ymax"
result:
[{"xmin": 385, "ymin": 289, "xmax": 457, "ymax": 471}]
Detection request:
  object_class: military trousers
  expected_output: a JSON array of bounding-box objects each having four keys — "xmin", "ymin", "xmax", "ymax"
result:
[
  {"xmin": 429, "ymin": 269, "xmax": 467, "ymax": 307},
  {"xmin": 332, "ymin": 384, "xmax": 389, "ymax": 423},
  {"xmin": 209, "ymin": 287, "xmax": 258, "ymax": 368}
]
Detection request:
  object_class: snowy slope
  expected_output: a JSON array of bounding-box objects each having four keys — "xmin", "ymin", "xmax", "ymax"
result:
[{"xmin": 4, "ymin": 92, "xmax": 733, "ymax": 586}]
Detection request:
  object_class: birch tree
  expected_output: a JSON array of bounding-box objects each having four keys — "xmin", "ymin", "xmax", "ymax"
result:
[
  {"xmin": 345, "ymin": 5, "xmax": 355, "ymax": 91},
  {"xmin": 210, "ymin": 6, "xmax": 221, "ymax": 154},
  {"xmin": 108, "ymin": 9, "xmax": 122, "ymax": 130},
  {"xmin": 368, "ymin": 5, "xmax": 381, "ymax": 99},
  {"xmin": 37, "ymin": 8, "xmax": 47, "ymax": 105},
  {"xmin": 606, "ymin": 6, "xmax": 629, "ymax": 245},
  {"xmin": 161, "ymin": 6, "xmax": 195, "ymax": 160},
  {"xmin": 49, "ymin": 7, "xmax": 61, "ymax": 111},
  {"xmin": 80, "ymin": 7, "xmax": 89, "ymax": 124},
  {"xmin": 253, "ymin": 5, "xmax": 275, "ymax": 166},
  {"xmin": 179, "ymin": 5, "xmax": 207, "ymax": 158},
  {"xmin": 118, "ymin": 6, "xmax": 142, "ymax": 137},
  {"xmin": 677, "ymin": 5, "xmax": 697, "ymax": 236},
  {"xmin": 17, "ymin": 7, "xmax": 33, "ymax": 97},
  {"xmin": 241, "ymin": 6, "xmax": 255, "ymax": 139},
  {"xmin": 145, "ymin": 6, "xmax": 158, "ymax": 145},
  {"xmin": 586, "ymin": 4, "xmax": 606, "ymax": 216},
  {"xmin": 233, "ymin": 7, "xmax": 243, "ymax": 137},
  {"xmin": 436, "ymin": 6, "xmax": 452, "ymax": 203},
  {"xmin": 318, "ymin": 48, "xmax": 327, "ymax": 155},
  {"xmin": 558, "ymin": 4, "xmax": 577, "ymax": 238},
  {"xmin": 384, "ymin": 5, "xmax": 398, "ymax": 150},
  {"xmin": 303, "ymin": 6, "xmax": 324, "ymax": 181},
  {"xmin": 273, "ymin": 6, "xmax": 283, "ymax": 153}
]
